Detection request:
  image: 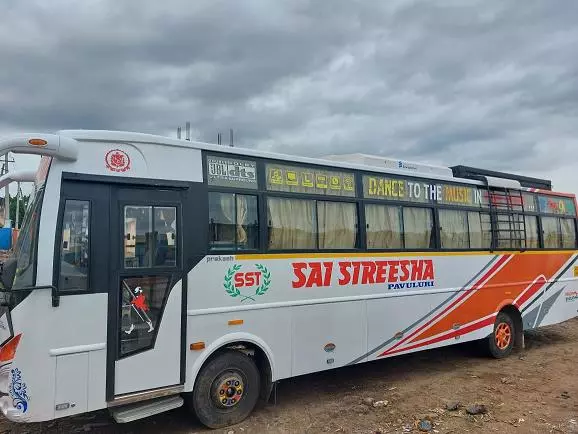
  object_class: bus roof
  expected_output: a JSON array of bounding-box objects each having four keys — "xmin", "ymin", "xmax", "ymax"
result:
[{"xmin": 1, "ymin": 128, "xmax": 569, "ymax": 198}]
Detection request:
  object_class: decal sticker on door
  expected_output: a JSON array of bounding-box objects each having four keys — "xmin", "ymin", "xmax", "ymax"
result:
[{"xmin": 120, "ymin": 277, "xmax": 170, "ymax": 356}]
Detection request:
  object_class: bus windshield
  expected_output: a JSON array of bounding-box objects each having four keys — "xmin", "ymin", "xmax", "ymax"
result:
[{"xmin": 11, "ymin": 187, "xmax": 45, "ymax": 290}]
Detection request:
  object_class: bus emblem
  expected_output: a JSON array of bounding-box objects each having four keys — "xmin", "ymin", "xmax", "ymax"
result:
[
  {"xmin": 224, "ymin": 264, "xmax": 271, "ymax": 302},
  {"xmin": 105, "ymin": 149, "xmax": 131, "ymax": 172}
]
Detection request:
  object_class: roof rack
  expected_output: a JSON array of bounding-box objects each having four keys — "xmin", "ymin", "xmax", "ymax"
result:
[{"xmin": 450, "ymin": 165, "xmax": 552, "ymax": 191}]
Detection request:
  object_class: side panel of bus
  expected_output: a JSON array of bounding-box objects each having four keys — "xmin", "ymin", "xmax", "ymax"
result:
[{"xmin": 185, "ymin": 250, "xmax": 578, "ymax": 387}]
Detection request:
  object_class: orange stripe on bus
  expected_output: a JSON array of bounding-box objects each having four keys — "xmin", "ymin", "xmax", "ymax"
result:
[{"xmin": 406, "ymin": 252, "xmax": 572, "ymax": 344}]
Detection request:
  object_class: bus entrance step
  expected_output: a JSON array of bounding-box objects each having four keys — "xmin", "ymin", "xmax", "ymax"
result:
[{"xmin": 110, "ymin": 395, "xmax": 184, "ymax": 423}]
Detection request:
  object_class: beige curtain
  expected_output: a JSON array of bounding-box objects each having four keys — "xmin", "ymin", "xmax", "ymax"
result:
[
  {"xmin": 542, "ymin": 217, "xmax": 559, "ymax": 248},
  {"xmin": 318, "ymin": 202, "xmax": 357, "ymax": 249},
  {"xmin": 403, "ymin": 207, "xmax": 432, "ymax": 249},
  {"xmin": 218, "ymin": 194, "xmax": 236, "ymax": 243},
  {"xmin": 561, "ymin": 218, "xmax": 576, "ymax": 248},
  {"xmin": 439, "ymin": 210, "xmax": 468, "ymax": 249},
  {"xmin": 525, "ymin": 215, "xmax": 539, "ymax": 248},
  {"xmin": 468, "ymin": 212, "xmax": 481, "ymax": 249},
  {"xmin": 365, "ymin": 204, "xmax": 402, "ymax": 249},
  {"xmin": 217, "ymin": 193, "xmax": 249, "ymax": 245},
  {"xmin": 268, "ymin": 197, "xmax": 316, "ymax": 249},
  {"xmin": 467, "ymin": 212, "xmax": 491, "ymax": 249},
  {"xmin": 236, "ymin": 195, "xmax": 248, "ymax": 244}
]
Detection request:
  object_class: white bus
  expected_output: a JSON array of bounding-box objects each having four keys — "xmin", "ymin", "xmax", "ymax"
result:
[{"xmin": 0, "ymin": 130, "xmax": 577, "ymax": 429}]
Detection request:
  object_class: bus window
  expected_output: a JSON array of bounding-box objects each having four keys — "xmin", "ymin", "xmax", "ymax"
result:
[
  {"xmin": 317, "ymin": 201, "xmax": 357, "ymax": 249},
  {"xmin": 561, "ymin": 218, "xmax": 576, "ymax": 248},
  {"xmin": 524, "ymin": 215, "xmax": 539, "ymax": 248},
  {"xmin": 365, "ymin": 204, "xmax": 402, "ymax": 249},
  {"xmin": 120, "ymin": 275, "xmax": 170, "ymax": 356},
  {"xmin": 402, "ymin": 207, "xmax": 433, "ymax": 249},
  {"xmin": 124, "ymin": 205, "xmax": 178, "ymax": 268},
  {"xmin": 542, "ymin": 216, "xmax": 559, "ymax": 248},
  {"xmin": 438, "ymin": 209, "xmax": 468, "ymax": 249},
  {"xmin": 267, "ymin": 197, "xmax": 316, "ymax": 250},
  {"xmin": 153, "ymin": 207, "xmax": 177, "ymax": 267},
  {"xmin": 125, "ymin": 206, "xmax": 153, "ymax": 268},
  {"xmin": 208, "ymin": 192, "xmax": 258, "ymax": 251},
  {"xmin": 467, "ymin": 212, "xmax": 491, "ymax": 249},
  {"xmin": 58, "ymin": 200, "xmax": 90, "ymax": 290},
  {"xmin": 12, "ymin": 188, "xmax": 45, "ymax": 290}
]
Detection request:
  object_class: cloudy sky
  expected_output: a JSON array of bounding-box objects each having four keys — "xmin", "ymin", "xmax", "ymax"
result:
[{"xmin": 1, "ymin": 0, "xmax": 578, "ymax": 192}]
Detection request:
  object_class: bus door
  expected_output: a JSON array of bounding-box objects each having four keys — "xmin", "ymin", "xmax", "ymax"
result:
[{"xmin": 107, "ymin": 186, "xmax": 186, "ymax": 400}]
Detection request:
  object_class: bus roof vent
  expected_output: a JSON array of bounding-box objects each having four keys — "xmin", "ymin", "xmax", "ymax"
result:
[
  {"xmin": 321, "ymin": 153, "xmax": 454, "ymax": 178},
  {"xmin": 451, "ymin": 165, "xmax": 552, "ymax": 191}
]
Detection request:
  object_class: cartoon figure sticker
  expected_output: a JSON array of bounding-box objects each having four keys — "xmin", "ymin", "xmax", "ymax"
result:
[{"xmin": 122, "ymin": 282, "xmax": 153, "ymax": 334}]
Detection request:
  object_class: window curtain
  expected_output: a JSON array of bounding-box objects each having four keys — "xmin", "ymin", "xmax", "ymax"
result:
[
  {"xmin": 468, "ymin": 212, "xmax": 482, "ymax": 249},
  {"xmin": 542, "ymin": 217, "xmax": 559, "ymax": 248},
  {"xmin": 268, "ymin": 197, "xmax": 316, "ymax": 249},
  {"xmin": 561, "ymin": 218, "xmax": 576, "ymax": 248},
  {"xmin": 217, "ymin": 193, "xmax": 236, "ymax": 243},
  {"xmin": 317, "ymin": 202, "xmax": 357, "ymax": 249},
  {"xmin": 439, "ymin": 210, "xmax": 468, "ymax": 249},
  {"xmin": 524, "ymin": 215, "xmax": 539, "ymax": 248},
  {"xmin": 403, "ymin": 207, "xmax": 432, "ymax": 249},
  {"xmin": 235, "ymin": 195, "xmax": 248, "ymax": 244},
  {"xmin": 365, "ymin": 204, "xmax": 402, "ymax": 249}
]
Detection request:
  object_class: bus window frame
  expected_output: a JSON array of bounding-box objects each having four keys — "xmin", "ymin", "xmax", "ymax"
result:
[
  {"xmin": 201, "ymin": 150, "xmax": 577, "ymax": 255},
  {"xmin": 539, "ymin": 214, "xmax": 578, "ymax": 250},
  {"xmin": 264, "ymin": 193, "xmax": 361, "ymax": 252},
  {"xmin": 53, "ymin": 198, "xmax": 93, "ymax": 294},
  {"xmin": 207, "ymin": 190, "xmax": 261, "ymax": 253},
  {"xmin": 12, "ymin": 186, "xmax": 46, "ymax": 291},
  {"xmin": 535, "ymin": 194, "xmax": 578, "ymax": 250},
  {"xmin": 118, "ymin": 199, "xmax": 182, "ymax": 273}
]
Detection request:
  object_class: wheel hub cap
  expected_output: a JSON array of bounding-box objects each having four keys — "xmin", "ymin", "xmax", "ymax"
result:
[
  {"xmin": 495, "ymin": 322, "xmax": 512, "ymax": 350},
  {"xmin": 213, "ymin": 373, "xmax": 244, "ymax": 408}
]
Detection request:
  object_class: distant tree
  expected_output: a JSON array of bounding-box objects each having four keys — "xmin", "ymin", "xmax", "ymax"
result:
[{"xmin": 9, "ymin": 193, "xmax": 29, "ymax": 228}]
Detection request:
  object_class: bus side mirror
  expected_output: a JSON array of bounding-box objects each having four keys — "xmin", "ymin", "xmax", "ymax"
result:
[{"xmin": 0, "ymin": 258, "xmax": 17, "ymax": 291}]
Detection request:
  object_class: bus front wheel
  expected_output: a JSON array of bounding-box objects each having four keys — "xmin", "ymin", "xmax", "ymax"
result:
[
  {"xmin": 191, "ymin": 350, "xmax": 261, "ymax": 429},
  {"xmin": 487, "ymin": 312, "xmax": 515, "ymax": 358}
]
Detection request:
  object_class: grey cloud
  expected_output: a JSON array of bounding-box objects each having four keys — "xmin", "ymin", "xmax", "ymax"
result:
[{"xmin": 1, "ymin": 0, "xmax": 578, "ymax": 191}]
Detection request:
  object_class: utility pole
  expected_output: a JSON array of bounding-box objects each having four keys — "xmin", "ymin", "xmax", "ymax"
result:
[
  {"xmin": 2, "ymin": 153, "xmax": 8, "ymax": 227},
  {"xmin": 15, "ymin": 182, "xmax": 21, "ymax": 229}
]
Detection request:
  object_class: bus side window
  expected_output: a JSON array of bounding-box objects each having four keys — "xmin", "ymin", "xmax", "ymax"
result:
[
  {"xmin": 58, "ymin": 200, "xmax": 90, "ymax": 291},
  {"xmin": 124, "ymin": 205, "xmax": 178, "ymax": 268},
  {"xmin": 402, "ymin": 206, "xmax": 434, "ymax": 249},
  {"xmin": 208, "ymin": 192, "xmax": 259, "ymax": 251}
]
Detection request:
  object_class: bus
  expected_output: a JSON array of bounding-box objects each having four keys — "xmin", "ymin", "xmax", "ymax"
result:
[{"xmin": 0, "ymin": 130, "xmax": 576, "ymax": 429}]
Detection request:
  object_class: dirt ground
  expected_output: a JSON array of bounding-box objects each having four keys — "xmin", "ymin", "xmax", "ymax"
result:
[{"xmin": 1, "ymin": 318, "xmax": 577, "ymax": 434}]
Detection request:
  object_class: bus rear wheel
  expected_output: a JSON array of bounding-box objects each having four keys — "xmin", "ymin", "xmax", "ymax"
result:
[
  {"xmin": 191, "ymin": 350, "xmax": 260, "ymax": 429},
  {"xmin": 488, "ymin": 312, "xmax": 515, "ymax": 358}
]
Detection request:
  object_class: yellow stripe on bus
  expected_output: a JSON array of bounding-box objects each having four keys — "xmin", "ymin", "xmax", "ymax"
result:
[{"xmin": 235, "ymin": 250, "xmax": 578, "ymax": 261}]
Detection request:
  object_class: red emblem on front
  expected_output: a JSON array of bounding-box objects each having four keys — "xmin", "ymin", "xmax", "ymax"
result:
[{"xmin": 105, "ymin": 149, "xmax": 131, "ymax": 172}]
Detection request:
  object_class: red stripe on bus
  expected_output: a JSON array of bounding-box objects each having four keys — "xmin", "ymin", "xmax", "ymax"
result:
[
  {"xmin": 382, "ymin": 315, "xmax": 495, "ymax": 357},
  {"xmin": 514, "ymin": 275, "xmax": 547, "ymax": 308},
  {"xmin": 378, "ymin": 255, "xmax": 510, "ymax": 357}
]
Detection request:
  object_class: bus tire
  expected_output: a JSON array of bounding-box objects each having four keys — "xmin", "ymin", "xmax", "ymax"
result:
[
  {"xmin": 488, "ymin": 312, "xmax": 515, "ymax": 358},
  {"xmin": 191, "ymin": 350, "xmax": 261, "ymax": 429}
]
